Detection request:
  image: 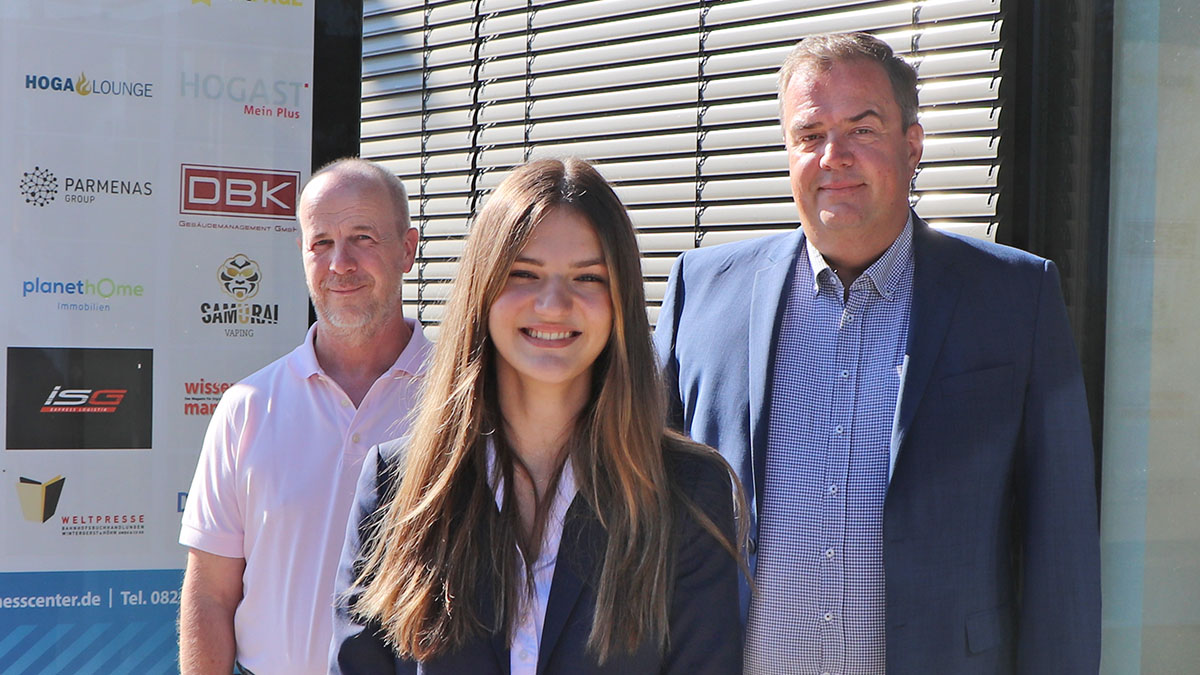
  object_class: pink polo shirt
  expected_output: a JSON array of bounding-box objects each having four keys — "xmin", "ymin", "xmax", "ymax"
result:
[{"xmin": 180, "ymin": 320, "xmax": 430, "ymax": 675}]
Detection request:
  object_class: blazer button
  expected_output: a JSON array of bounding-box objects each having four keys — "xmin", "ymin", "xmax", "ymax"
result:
[{"xmin": 748, "ymin": 537, "xmax": 757, "ymax": 554}]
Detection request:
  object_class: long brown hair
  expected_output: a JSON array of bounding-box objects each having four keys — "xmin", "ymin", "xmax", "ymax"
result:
[{"xmin": 353, "ymin": 158, "xmax": 741, "ymax": 662}]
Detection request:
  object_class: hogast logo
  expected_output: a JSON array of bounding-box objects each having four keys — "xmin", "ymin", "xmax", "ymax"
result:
[
  {"xmin": 41, "ymin": 386, "xmax": 127, "ymax": 413},
  {"xmin": 180, "ymin": 164, "xmax": 299, "ymax": 220}
]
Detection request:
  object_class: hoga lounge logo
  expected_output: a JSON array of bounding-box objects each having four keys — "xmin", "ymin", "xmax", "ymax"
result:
[
  {"xmin": 200, "ymin": 254, "xmax": 279, "ymax": 335},
  {"xmin": 24, "ymin": 72, "xmax": 153, "ymax": 98},
  {"xmin": 20, "ymin": 167, "xmax": 57, "ymax": 206}
]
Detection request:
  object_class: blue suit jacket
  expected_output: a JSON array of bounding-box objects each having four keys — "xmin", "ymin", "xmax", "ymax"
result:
[
  {"xmin": 653, "ymin": 216, "xmax": 1100, "ymax": 673},
  {"xmin": 329, "ymin": 439, "xmax": 742, "ymax": 674}
]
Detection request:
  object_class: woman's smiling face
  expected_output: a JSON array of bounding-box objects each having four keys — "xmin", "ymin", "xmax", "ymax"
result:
[{"xmin": 488, "ymin": 206, "xmax": 613, "ymax": 397}]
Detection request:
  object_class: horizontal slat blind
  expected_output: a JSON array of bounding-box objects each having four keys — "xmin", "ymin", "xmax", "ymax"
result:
[{"xmin": 362, "ymin": 0, "xmax": 1005, "ymax": 330}]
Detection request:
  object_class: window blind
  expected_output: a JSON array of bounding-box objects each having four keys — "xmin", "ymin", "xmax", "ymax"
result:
[{"xmin": 362, "ymin": 0, "xmax": 1004, "ymax": 328}]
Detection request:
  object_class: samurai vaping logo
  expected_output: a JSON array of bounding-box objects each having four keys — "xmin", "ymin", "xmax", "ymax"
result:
[
  {"xmin": 20, "ymin": 167, "xmax": 58, "ymax": 207},
  {"xmin": 219, "ymin": 254, "xmax": 261, "ymax": 301}
]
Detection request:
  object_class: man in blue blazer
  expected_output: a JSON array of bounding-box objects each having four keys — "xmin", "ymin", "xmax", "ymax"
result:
[{"xmin": 654, "ymin": 33, "xmax": 1100, "ymax": 673}]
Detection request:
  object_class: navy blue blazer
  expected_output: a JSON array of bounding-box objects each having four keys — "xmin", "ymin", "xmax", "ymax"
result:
[
  {"xmin": 329, "ymin": 439, "xmax": 742, "ymax": 674},
  {"xmin": 654, "ymin": 216, "xmax": 1100, "ymax": 673}
]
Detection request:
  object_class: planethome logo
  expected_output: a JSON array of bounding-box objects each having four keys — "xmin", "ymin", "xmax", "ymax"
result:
[
  {"xmin": 21, "ymin": 275, "xmax": 145, "ymax": 313},
  {"xmin": 24, "ymin": 72, "xmax": 153, "ymax": 98},
  {"xmin": 180, "ymin": 72, "xmax": 308, "ymax": 120},
  {"xmin": 180, "ymin": 164, "xmax": 299, "ymax": 220},
  {"xmin": 20, "ymin": 167, "xmax": 57, "ymax": 206},
  {"xmin": 19, "ymin": 166, "xmax": 152, "ymax": 207},
  {"xmin": 17, "ymin": 475, "xmax": 65, "ymax": 523},
  {"xmin": 200, "ymin": 254, "xmax": 279, "ymax": 337}
]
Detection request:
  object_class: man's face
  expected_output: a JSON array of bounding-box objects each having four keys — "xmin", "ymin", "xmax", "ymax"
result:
[
  {"xmin": 297, "ymin": 173, "xmax": 417, "ymax": 334},
  {"xmin": 781, "ymin": 58, "xmax": 923, "ymax": 241}
]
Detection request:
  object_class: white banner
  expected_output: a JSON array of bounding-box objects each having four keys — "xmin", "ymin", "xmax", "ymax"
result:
[{"xmin": 0, "ymin": 1, "xmax": 315, "ymax": 671}]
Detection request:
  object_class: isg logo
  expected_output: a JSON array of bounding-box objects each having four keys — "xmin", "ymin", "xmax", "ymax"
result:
[
  {"xmin": 200, "ymin": 254, "xmax": 280, "ymax": 337},
  {"xmin": 6, "ymin": 347, "xmax": 152, "ymax": 450},
  {"xmin": 40, "ymin": 386, "xmax": 127, "ymax": 413},
  {"xmin": 180, "ymin": 164, "xmax": 299, "ymax": 220}
]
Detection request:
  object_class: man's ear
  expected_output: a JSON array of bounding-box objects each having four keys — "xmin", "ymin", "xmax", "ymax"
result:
[
  {"xmin": 905, "ymin": 122, "xmax": 925, "ymax": 171},
  {"xmin": 401, "ymin": 225, "xmax": 418, "ymax": 274}
]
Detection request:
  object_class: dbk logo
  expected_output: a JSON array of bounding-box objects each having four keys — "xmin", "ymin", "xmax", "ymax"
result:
[{"xmin": 180, "ymin": 164, "xmax": 299, "ymax": 220}]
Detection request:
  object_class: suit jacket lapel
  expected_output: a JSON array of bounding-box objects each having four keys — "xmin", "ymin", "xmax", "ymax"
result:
[
  {"xmin": 893, "ymin": 216, "xmax": 962, "ymax": 458},
  {"xmin": 748, "ymin": 228, "xmax": 805, "ymax": 518},
  {"xmin": 536, "ymin": 496, "xmax": 603, "ymax": 675}
]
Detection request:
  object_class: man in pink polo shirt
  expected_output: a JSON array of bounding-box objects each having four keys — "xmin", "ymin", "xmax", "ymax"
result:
[{"xmin": 178, "ymin": 158, "xmax": 431, "ymax": 675}]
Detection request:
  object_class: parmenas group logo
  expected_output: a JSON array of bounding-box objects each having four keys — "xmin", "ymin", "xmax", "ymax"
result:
[
  {"xmin": 200, "ymin": 254, "xmax": 279, "ymax": 337},
  {"xmin": 24, "ymin": 72, "xmax": 153, "ymax": 98},
  {"xmin": 19, "ymin": 165, "xmax": 152, "ymax": 207}
]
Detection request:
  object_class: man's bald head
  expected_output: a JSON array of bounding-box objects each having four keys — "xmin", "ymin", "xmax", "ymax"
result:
[{"xmin": 304, "ymin": 158, "xmax": 411, "ymax": 235}]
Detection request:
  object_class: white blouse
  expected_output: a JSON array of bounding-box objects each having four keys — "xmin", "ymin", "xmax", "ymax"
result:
[{"xmin": 487, "ymin": 446, "xmax": 579, "ymax": 675}]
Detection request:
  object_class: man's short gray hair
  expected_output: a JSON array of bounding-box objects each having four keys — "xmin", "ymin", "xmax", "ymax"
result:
[
  {"xmin": 308, "ymin": 158, "xmax": 411, "ymax": 233},
  {"xmin": 777, "ymin": 32, "xmax": 920, "ymax": 129}
]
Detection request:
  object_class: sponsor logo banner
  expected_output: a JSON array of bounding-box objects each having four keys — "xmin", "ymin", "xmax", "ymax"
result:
[
  {"xmin": 179, "ymin": 164, "xmax": 299, "ymax": 220},
  {"xmin": 5, "ymin": 347, "xmax": 153, "ymax": 450}
]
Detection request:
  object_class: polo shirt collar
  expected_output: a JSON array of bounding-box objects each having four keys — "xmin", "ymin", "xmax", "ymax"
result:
[{"xmin": 291, "ymin": 318, "xmax": 432, "ymax": 380}]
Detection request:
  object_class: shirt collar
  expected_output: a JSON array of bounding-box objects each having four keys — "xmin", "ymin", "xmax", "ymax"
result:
[
  {"xmin": 802, "ymin": 212, "xmax": 914, "ymax": 301},
  {"xmin": 291, "ymin": 318, "xmax": 432, "ymax": 380},
  {"xmin": 486, "ymin": 439, "xmax": 579, "ymax": 556}
]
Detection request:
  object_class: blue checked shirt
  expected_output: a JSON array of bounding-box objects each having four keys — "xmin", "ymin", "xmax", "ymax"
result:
[{"xmin": 745, "ymin": 218, "xmax": 913, "ymax": 675}]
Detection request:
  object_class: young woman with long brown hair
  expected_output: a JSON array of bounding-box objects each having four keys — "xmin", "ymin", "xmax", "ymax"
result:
[{"xmin": 330, "ymin": 158, "xmax": 743, "ymax": 674}]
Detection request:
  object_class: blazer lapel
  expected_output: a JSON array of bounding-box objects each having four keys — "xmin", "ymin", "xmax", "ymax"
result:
[
  {"xmin": 748, "ymin": 228, "xmax": 805, "ymax": 518},
  {"xmin": 893, "ymin": 217, "xmax": 962, "ymax": 458},
  {"xmin": 536, "ymin": 496, "xmax": 603, "ymax": 675}
]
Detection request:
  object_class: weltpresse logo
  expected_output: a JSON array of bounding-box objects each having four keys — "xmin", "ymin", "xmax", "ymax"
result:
[
  {"xmin": 180, "ymin": 71, "xmax": 308, "ymax": 120},
  {"xmin": 200, "ymin": 254, "xmax": 280, "ymax": 337},
  {"xmin": 180, "ymin": 164, "xmax": 299, "ymax": 220},
  {"xmin": 19, "ymin": 166, "xmax": 152, "ymax": 207},
  {"xmin": 24, "ymin": 72, "xmax": 153, "ymax": 98},
  {"xmin": 5, "ymin": 347, "xmax": 153, "ymax": 450},
  {"xmin": 17, "ymin": 475, "xmax": 65, "ymax": 523}
]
